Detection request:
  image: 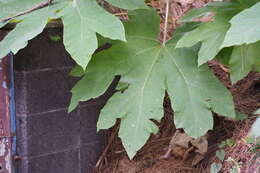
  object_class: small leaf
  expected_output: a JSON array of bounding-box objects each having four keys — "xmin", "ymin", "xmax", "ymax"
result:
[
  {"xmin": 222, "ymin": 2, "xmax": 260, "ymax": 47},
  {"xmin": 225, "ymin": 139, "xmax": 235, "ymax": 147},
  {"xmin": 235, "ymin": 111, "xmax": 248, "ymax": 120},
  {"xmin": 216, "ymin": 149, "xmax": 226, "ymax": 161},
  {"xmin": 210, "ymin": 162, "xmax": 222, "ymax": 173},
  {"xmin": 49, "ymin": 35, "xmax": 61, "ymax": 42}
]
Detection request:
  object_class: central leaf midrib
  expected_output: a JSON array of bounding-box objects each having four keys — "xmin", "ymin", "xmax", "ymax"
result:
[{"xmin": 132, "ymin": 46, "xmax": 162, "ymax": 144}]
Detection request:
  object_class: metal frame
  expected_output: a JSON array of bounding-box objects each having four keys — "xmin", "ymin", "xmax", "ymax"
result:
[{"xmin": 0, "ymin": 54, "xmax": 16, "ymax": 173}]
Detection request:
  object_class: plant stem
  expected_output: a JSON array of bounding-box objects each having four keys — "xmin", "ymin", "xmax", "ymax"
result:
[
  {"xmin": 162, "ymin": 0, "xmax": 169, "ymax": 46},
  {"xmin": 1, "ymin": 0, "xmax": 53, "ymax": 23}
]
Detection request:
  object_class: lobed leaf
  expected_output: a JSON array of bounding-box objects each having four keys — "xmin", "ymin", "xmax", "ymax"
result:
[
  {"xmin": 177, "ymin": 14, "xmax": 231, "ymax": 66},
  {"xmin": 222, "ymin": 2, "xmax": 260, "ymax": 47},
  {"xmin": 0, "ymin": 0, "xmax": 126, "ymax": 69},
  {"xmin": 60, "ymin": 0, "xmax": 125, "ymax": 69},
  {"xmin": 71, "ymin": 9, "xmax": 236, "ymax": 159}
]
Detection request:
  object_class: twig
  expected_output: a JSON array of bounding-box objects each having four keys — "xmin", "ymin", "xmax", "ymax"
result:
[
  {"xmin": 162, "ymin": 0, "xmax": 170, "ymax": 46},
  {"xmin": 95, "ymin": 125, "xmax": 120, "ymax": 168},
  {"xmin": 1, "ymin": 0, "xmax": 53, "ymax": 23}
]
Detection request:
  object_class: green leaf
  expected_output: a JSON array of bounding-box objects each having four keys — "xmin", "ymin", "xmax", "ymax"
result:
[
  {"xmin": 254, "ymin": 109, "xmax": 260, "ymax": 115},
  {"xmin": 176, "ymin": 14, "xmax": 231, "ymax": 66},
  {"xmin": 71, "ymin": 9, "xmax": 235, "ymax": 158},
  {"xmin": 69, "ymin": 65, "xmax": 85, "ymax": 77},
  {"xmin": 106, "ymin": 0, "xmax": 148, "ymax": 10},
  {"xmin": 0, "ymin": 0, "xmax": 43, "ymax": 20},
  {"xmin": 210, "ymin": 162, "xmax": 222, "ymax": 173},
  {"xmin": 0, "ymin": 21, "xmax": 6, "ymax": 28},
  {"xmin": 0, "ymin": 5, "xmax": 58, "ymax": 59},
  {"xmin": 235, "ymin": 111, "xmax": 248, "ymax": 120},
  {"xmin": 216, "ymin": 149, "xmax": 226, "ymax": 161},
  {"xmin": 215, "ymin": 47, "xmax": 233, "ymax": 66},
  {"xmin": 225, "ymin": 139, "xmax": 235, "ymax": 147},
  {"xmin": 250, "ymin": 117, "xmax": 260, "ymax": 137},
  {"xmin": 229, "ymin": 41, "xmax": 260, "ymax": 83},
  {"xmin": 60, "ymin": 0, "xmax": 125, "ymax": 69},
  {"xmin": 181, "ymin": 1, "xmax": 242, "ymax": 22},
  {"xmin": 49, "ymin": 35, "xmax": 61, "ymax": 42},
  {"xmin": 222, "ymin": 2, "xmax": 260, "ymax": 47}
]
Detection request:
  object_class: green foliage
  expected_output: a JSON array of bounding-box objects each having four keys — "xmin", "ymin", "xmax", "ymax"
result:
[
  {"xmin": 0, "ymin": 0, "xmax": 126, "ymax": 69},
  {"xmin": 210, "ymin": 163, "xmax": 222, "ymax": 173},
  {"xmin": 49, "ymin": 35, "xmax": 61, "ymax": 42},
  {"xmin": 229, "ymin": 42, "xmax": 260, "ymax": 83},
  {"xmin": 106, "ymin": 0, "xmax": 147, "ymax": 10},
  {"xmin": 216, "ymin": 149, "xmax": 225, "ymax": 161},
  {"xmin": 71, "ymin": 9, "xmax": 235, "ymax": 158},
  {"xmin": 250, "ymin": 117, "xmax": 260, "ymax": 138},
  {"xmin": 177, "ymin": 14, "xmax": 231, "ymax": 66},
  {"xmin": 0, "ymin": 4, "xmax": 60, "ymax": 58},
  {"xmin": 60, "ymin": 0, "xmax": 125, "ymax": 68},
  {"xmin": 222, "ymin": 2, "xmax": 260, "ymax": 47},
  {"xmin": 177, "ymin": 0, "xmax": 260, "ymax": 83},
  {"xmin": 1, "ymin": 0, "xmax": 259, "ymax": 160}
]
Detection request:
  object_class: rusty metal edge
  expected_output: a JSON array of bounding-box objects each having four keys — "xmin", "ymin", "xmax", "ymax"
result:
[{"xmin": 0, "ymin": 54, "xmax": 16, "ymax": 173}]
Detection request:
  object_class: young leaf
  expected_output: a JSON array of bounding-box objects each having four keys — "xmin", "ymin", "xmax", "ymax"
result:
[
  {"xmin": 60, "ymin": 0, "xmax": 125, "ymax": 69},
  {"xmin": 229, "ymin": 41, "xmax": 260, "ymax": 83},
  {"xmin": 210, "ymin": 162, "xmax": 222, "ymax": 173},
  {"xmin": 216, "ymin": 149, "xmax": 226, "ymax": 161},
  {"xmin": 235, "ymin": 111, "xmax": 248, "ymax": 120},
  {"xmin": 106, "ymin": 0, "xmax": 148, "ymax": 10},
  {"xmin": 222, "ymin": 2, "xmax": 260, "ymax": 47},
  {"xmin": 70, "ymin": 9, "xmax": 235, "ymax": 159}
]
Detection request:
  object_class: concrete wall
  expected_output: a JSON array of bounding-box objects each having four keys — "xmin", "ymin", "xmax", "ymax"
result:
[{"xmin": 13, "ymin": 28, "xmax": 113, "ymax": 173}]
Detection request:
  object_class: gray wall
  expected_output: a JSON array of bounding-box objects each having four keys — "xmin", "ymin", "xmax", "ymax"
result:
[{"xmin": 13, "ymin": 28, "xmax": 113, "ymax": 173}]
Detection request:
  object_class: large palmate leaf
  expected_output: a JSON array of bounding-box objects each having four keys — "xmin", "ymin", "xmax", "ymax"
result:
[
  {"xmin": 229, "ymin": 41, "xmax": 260, "ymax": 83},
  {"xmin": 0, "ymin": 0, "xmax": 126, "ymax": 69},
  {"xmin": 106, "ymin": 0, "xmax": 147, "ymax": 10},
  {"xmin": 60, "ymin": 0, "xmax": 125, "ymax": 68},
  {"xmin": 222, "ymin": 2, "xmax": 260, "ymax": 47},
  {"xmin": 177, "ymin": 14, "xmax": 231, "ymax": 66},
  {"xmin": 70, "ymin": 9, "xmax": 235, "ymax": 159}
]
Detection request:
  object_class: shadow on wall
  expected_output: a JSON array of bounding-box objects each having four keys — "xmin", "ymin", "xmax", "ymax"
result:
[{"xmin": 12, "ymin": 28, "xmax": 116, "ymax": 173}]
